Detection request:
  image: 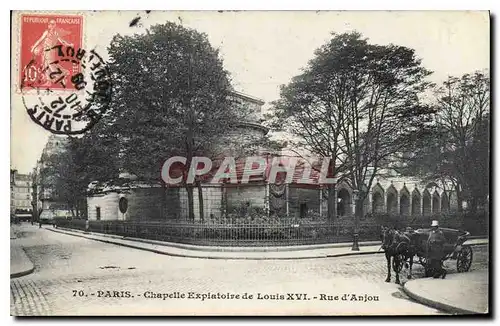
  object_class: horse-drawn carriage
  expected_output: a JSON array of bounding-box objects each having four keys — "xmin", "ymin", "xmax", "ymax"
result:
[{"xmin": 382, "ymin": 226, "xmax": 473, "ymax": 284}]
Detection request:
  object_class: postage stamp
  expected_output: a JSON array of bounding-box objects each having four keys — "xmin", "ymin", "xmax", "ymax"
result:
[
  {"xmin": 20, "ymin": 14, "xmax": 84, "ymax": 91},
  {"xmin": 17, "ymin": 13, "xmax": 112, "ymax": 135}
]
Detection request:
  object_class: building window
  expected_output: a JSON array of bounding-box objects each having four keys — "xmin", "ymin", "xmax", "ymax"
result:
[{"xmin": 96, "ymin": 207, "xmax": 101, "ymax": 221}]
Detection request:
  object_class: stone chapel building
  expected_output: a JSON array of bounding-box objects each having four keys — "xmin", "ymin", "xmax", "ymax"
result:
[{"xmin": 85, "ymin": 90, "xmax": 462, "ymax": 222}]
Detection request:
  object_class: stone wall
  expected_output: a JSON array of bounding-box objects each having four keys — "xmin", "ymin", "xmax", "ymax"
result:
[
  {"xmin": 86, "ymin": 176, "xmax": 463, "ymax": 222},
  {"xmin": 226, "ymin": 184, "xmax": 266, "ymax": 212},
  {"xmin": 288, "ymin": 186, "xmax": 321, "ymax": 218},
  {"xmin": 164, "ymin": 187, "xmax": 181, "ymax": 219},
  {"xmin": 179, "ymin": 186, "xmax": 223, "ymax": 220},
  {"xmin": 126, "ymin": 188, "xmax": 163, "ymax": 221},
  {"xmin": 87, "ymin": 192, "xmax": 119, "ymax": 220},
  {"xmin": 87, "ymin": 188, "xmax": 164, "ymax": 221}
]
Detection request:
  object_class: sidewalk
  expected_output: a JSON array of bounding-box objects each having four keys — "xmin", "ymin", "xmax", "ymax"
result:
[
  {"xmin": 47, "ymin": 225, "xmax": 488, "ymax": 260},
  {"xmin": 10, "ymin": 224, "xmax": 36, "ymax": 278},
  {"xmin": 10, "ymin": 224, "xmax": 19, "ymax": 239},
  {"xmin": 10, "ymin": 243, "xmax": 35, "ymax": 278},
  {"xmin": 403, "ymin": 270, "xmax": 489, "ymax": 314}
]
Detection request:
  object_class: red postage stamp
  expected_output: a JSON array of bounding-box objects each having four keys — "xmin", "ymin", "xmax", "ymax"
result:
[{"xmin": 20, "ymin": 14, "xmax": 83, "ymax": 91}]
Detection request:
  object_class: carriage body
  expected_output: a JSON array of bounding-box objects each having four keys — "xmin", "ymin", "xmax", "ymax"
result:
[{"xmin": 407, "ymin": 227, "xmax": 473, "ymax": 273}]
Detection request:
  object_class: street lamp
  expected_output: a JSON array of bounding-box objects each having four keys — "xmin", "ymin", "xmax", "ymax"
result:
[{"xmin": 351, "ymin": 189, "xmax": 360, "ymax": 251}]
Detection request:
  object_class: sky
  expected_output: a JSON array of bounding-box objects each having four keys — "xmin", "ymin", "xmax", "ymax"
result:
[{"xmin": 10, "ymin": 10, "xmax": 490, "ymax": 174}]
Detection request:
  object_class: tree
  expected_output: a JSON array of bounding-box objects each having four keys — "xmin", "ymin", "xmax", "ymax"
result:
[
  {"xmin": 330, "ymin": 34, "xmax": 434, "ymax": 231},
  {"xmin": 267, "ymin": 34, "xmax": 347, "ymax": 220},
  {"xmin": 42, "ymin": 146, "xmax": 85, "ymax": 218},
  {"xmin": 41, "ymin": 135, "xmax": 119, "ymax": 218},
  {"xmin": 267, "ymin": 32, "xmax": 434, "ymax": 227},
  {"xmin": 400, "ymin": 71, "xmax": 490, "ymax": 212},
  {"xmin": 104, "ymin": 22, "xmax": 243, "ymax": 220}
]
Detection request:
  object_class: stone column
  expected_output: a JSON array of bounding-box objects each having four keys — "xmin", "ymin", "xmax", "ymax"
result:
[
  {"xmin": 429, "ymin": 193, "xmax": 433, "ymax": 216},
  {"xmin": 285, "ymin": 183, "xmax": 290, "ymax": 218},
  {"xmin": 421, "ymin": 192, "xmax": 425, "ymax": 216},
  {"xmin": 319, "ymin": 187, "xmax": 323, "ymax": 218},
  {"xmin": 381, "ymin": 192, "xmax": 387, "ymax": 213},
  {"xmin": 409, "ymin": 191, "xmax": 413, "ymax": 215},
  {"xmin": 365, "ymin": 191, "xmax": 371, "ymax": 214},
  {"xmin": 265, "ymin": 183, "xmax": 270, "ymax": 217},
  {"xmin": 395, "ymin": 192, "xmax": 400, "ymax": 215},
  {"xmin": 221, "ymin": 184, "xmax": 227, "ymax": 219}
]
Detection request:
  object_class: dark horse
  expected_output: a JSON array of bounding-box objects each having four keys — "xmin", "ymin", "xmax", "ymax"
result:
[{"xmin": 381, "ymin": 226, "xmax": 417, "ymax": 284}]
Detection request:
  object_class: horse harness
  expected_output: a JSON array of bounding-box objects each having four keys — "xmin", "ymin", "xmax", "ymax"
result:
[{"xmin": 383, "ymin": 229, "xmax": 411, "ymax": 254}]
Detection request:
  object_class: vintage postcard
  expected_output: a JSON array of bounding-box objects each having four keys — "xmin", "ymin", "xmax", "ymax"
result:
[{"xmin": 10, "ymin": 10, "xmax": 490, "ymax": 316}]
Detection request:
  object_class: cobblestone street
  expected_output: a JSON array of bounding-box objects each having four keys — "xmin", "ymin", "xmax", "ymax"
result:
[{"xmin": 11, "ymin": 224, "xmax": 489, "ymax": 316}]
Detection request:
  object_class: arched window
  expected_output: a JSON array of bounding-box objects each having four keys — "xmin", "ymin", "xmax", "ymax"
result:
[
  {"xmin": 400, "ymin": 191, "xmax": 410, "ymax": 216},
  {"xmin": 432, "ymin": 192, "xmax": 441, "ymax": 214},
  {"xmin": 449, "ymin": 191, "xmax": 458, "ymax": 211},
  {"xmin": 441, "ymin": 192, "xmax": 449, "ymax": 212},
  {"xmin": 372, "ymin": 184, "xmax": 384, "ymax": 213},
  {"xmin": 422, "ymin": 190, "xmax": 431, "ymax": 216},
  {"xmin": 337, "ymin": 188, "xmax": 351, "ymax": 217},
  {"xmin": 411, "ymin": 189, "xmax": 421, "ymax": 216},
  {"xmin": 386, "ymin": 185, "xmax": 398, "ymax": 214}
]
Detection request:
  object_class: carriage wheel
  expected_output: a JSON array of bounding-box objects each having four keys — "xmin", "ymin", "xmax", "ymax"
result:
[
  {"xmin": 457, "ymin": 245, "xmax": 473, "ymax": 273},
  {"xmin": 392, "ymin": 254, "xmax": 405, "ymax": 273}
]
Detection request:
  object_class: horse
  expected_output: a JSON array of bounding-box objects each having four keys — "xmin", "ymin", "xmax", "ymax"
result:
[{"xmin": 380, "ymin": 226, "xmax": 417, "ymax": 284}]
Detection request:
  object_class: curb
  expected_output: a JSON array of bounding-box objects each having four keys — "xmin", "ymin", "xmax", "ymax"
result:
[
  {"xmin": 327, "ymin": 250, "xmax": 384, "ymax": 258},
  {"xmin": 47, "ymin": 227, "xmax": 489, "ymax": 261},
  {"xmin": 402, "ymin": 281, "xmax": 479, "ymax": 315},
  {"xmin": 48, "ymin": 228, "xmax": 384, "ymax": 260},
  {"xmin": 52, "ymin": 226, "xmax": 382, "ymax": 252},
  {"xmin": 10, "ymin": 248, "xmax": 35, "ymax": 279},
  {"xmin": 11, "ymin": 266, "xmax": 35, "ymax": 279}
]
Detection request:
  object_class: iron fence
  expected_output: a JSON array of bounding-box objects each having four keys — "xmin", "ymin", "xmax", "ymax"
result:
[
  {"xmin": 54, "ymin": 219, "xmax": 383, "ymax": 246},
  {"xmin": 54, "ymin": 214, "xmax": 486, "ymax": 247}
]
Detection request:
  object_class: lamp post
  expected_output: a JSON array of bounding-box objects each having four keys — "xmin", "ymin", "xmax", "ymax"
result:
[{"xmin": 351, "ymin": 189, "xmax": 360, "ymax": 251}]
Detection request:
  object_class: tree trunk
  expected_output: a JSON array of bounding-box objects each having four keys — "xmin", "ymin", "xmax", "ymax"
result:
[
  {"xmin": 457, "ymin": 190, "xmax": 464, "ymax": 213},
  {"xmin": 221, "ymin": 184, "xmax": 228, "ymax": 220},
  {"xmin": 161, "ymin": 182, "xmax": 167, "ymax": 220},
  {"xmin": 469, "ymin": 197, "xmax": 478, "ymax": 213},
  {"xmin": 186, "ymin": 185, "xmax": 195, "ymax": 221},
  {"xmin": 76, "ymin": 198, "xmax": 83, "ymax": 219},
  {"xmin": 197, "ymin": 181, "xmax": 204, "ymax": 221},
  {"xmin": 327, "ymin": 184, "xmax": 337, "ymax": 220},
  {"xmin": 355, "ymin": 197, "xmax": 364, "ymax": 221},
  {"xmin": 82, "ymin": 199, "xmax": 88, "ymax": 219}
]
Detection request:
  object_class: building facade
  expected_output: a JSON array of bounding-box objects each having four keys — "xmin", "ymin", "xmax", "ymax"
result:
[
  {"xmin": 86, "ymin": 90, "xmax": 462, "ymax": 223},
  {"xmin": 32, "ymin": 134, "xmax": 72, "ymax": 220},
  {"xmin": 86, "ymin": 91, "xmax": 270, "ymax": 221},
  {"xmin": 11, "ymin": 170, "xmax": 33, "ymax": 214}
]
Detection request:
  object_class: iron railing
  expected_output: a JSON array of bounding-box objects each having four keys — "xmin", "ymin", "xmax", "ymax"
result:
[
  {"xmin": 55, "ymin": 219, "xmax": 387, "ymax": 246},
  {"xmin": 54, "ymin": 214, "xmax": 486, "ymax": 247}
]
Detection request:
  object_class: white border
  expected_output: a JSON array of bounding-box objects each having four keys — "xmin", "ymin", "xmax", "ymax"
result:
[
  {"xmin": 8, "ymin": 0, "xmax": 497, "ymax": 10},
  {"xmin": 4, "ymin": 1, "xmax": 497, "ymax": 325}
]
